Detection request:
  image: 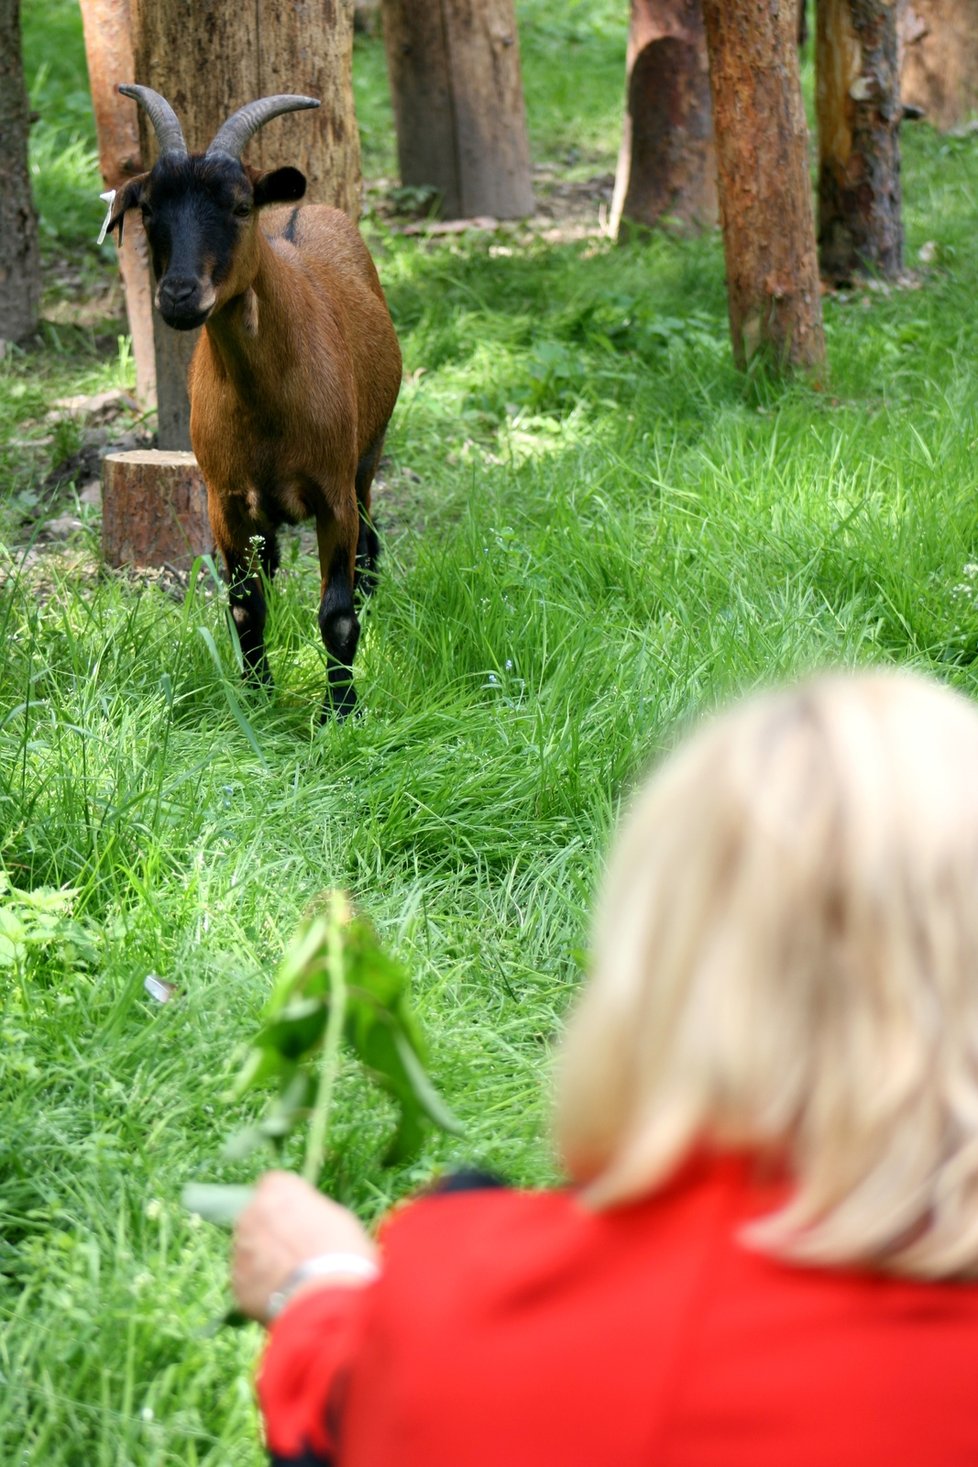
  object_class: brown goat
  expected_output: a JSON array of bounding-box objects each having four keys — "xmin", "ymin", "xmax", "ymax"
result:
[{"xmin": 109, "ymin": 87, "xmax": 402, "ymax": 718}]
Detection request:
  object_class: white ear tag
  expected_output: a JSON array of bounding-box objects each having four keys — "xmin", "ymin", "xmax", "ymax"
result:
[{"xmin": 97, "ymin": 188, "xmax": 117, "ymax": 245}]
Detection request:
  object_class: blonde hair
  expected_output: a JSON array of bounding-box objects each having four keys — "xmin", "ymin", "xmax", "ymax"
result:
[{"xmin": 556, "ymin": 669, "xmax": 978, "ymax": 1279}]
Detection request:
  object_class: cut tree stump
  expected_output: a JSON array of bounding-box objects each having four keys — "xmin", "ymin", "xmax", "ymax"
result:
[
  {"xmin": 102, "ymin": 450, "xmax": 211, "ymax": 571},
  {"xmin": 610, "ymin": 0, "xmax": 717, "ymax": 240}
]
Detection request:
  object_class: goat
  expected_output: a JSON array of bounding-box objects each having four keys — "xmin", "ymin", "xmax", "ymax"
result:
[{"xmin": 109, "ymin": 86, "xmax": 402, "ymax": 718}]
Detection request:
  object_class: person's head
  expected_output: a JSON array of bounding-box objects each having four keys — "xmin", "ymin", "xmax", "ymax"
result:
[{"xmin": 556, "ymin": 668, "xmax": 978, "ymax": 1279}]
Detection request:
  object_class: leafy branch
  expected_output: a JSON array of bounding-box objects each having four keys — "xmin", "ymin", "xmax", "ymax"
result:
[{"xmin": 184, "ymin": 892, "xmax": 462, "ymax": 1226}]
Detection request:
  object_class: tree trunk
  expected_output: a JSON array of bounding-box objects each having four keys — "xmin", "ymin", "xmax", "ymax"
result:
[
  {"xmin": 78, "ymin": 0, "xmax": 156, "ymax": 407},
  {"xmin": 0, "ymin": 0, "xmax": 40, "ymax": 347},
  {"xmin": 128, "ymin": 0, "xmax": 361, "ymax": 448},
  {"xmin": 382, "ymin": 0, "xmax": 534, "ymax": 219},
  {"xmin": 701, "ymin": 0, "xmax": 825, "ymax": 372},
  {"xmin": 817, "ymin": 0, "xmax": 903, "ymax": 283},
  {"xmin": 610, "ymin": 0, "xmax": 717, "ymax": 240},
  {"xmin": 901, "ymin": 0, "xmax": 978, "ymax": 130}
]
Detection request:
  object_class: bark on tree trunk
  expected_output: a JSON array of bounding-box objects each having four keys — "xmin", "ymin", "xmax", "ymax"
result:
[
  {"xmin": 817, "ymin": 0, "xmax": 903, "ymax": 283},
  {"xmin": 102, "ymin": 449, "xmax": 210, "ymax": 571},
  {"xmin": 610, "ymin": 0, "xmax": 717, "ymax": 239},
  {"xmin": 0, "ymin": 0, "xmax": 41, "ymax": 347},
  {"xmin": 901, "ymin": 0, "xmax": 978, "ymax": 131},
  {"xmin": 128, "ymin": 0, "xmax": 361, "ymax": 448},
  {"xmin": 79, "ymin": 0, "xmax": 156, "ymax": 407},
  {"xmin": 701, "ymin": 0, "xmax": 825, "ymax": 372},
  {"xmin": 382, "ymin": 0, "xmax": 534, "ymax": 219}
]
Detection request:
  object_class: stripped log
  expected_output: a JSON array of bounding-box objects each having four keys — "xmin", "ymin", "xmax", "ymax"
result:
[{"xmin": 78, "ymin": 0, "xmax": 156, "ymax": 407}]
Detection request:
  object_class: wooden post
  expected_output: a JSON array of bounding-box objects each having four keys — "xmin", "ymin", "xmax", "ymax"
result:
[
  {"xmin": 382, "ymin": 0, "xmax": 534, "ymax": 219},
  {"xmin": 101, "ymin": 450, "xmax": 210, "ymax": 570},
  {"xmin": 126, "ymin": 0, "xmax": 361, "ymax": 448},
  {"xmin": 78, "ymin": 0, "xmax": 156, "ymax": 407},
  {"xmin": 610, "ymin": 0, "xmax": 717, "ymax": 240},
  {"xmin": 701, "ymin": 0, "xmax": 825, "ymax": 373},
  {"xmin": 817, "ymin": 0, "xmax": 903, "ymax": 284}
]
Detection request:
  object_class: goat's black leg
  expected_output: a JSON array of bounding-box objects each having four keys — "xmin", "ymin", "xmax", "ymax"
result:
[
  {"xmin": 355, "ymin": 510, "xmax": 381, "ymax": 602},
  {"xmin": 354, "ymin": 431, "xmax": 386, "ymax": 601},
  {"xmin": 316, "ymin": 515, "xmax": 360, "ymax": 721},
  {"xmin": 224, "ymin": 531, "xmax": 279, "ymax": 687}
]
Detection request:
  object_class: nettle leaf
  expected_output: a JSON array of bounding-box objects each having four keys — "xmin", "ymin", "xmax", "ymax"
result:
[
  {"xmin": 343, "ymin": 918, "xmax": 410, "ymax": 1009},
  {"xmin": 266, "ymin": 914, "xmax": 332, "ymax": 1007},
  {"xmin": 384, "ymin": 1107, "xmax": 428, "ymax": 1166},
  {"xmin": 0, "ymin": 874, "xmax": 100, "ymax": 971},
  {"xmin": 228, "ymin": 1043, "xmax": 295, "ymax": 1100},
  {"xmin": 391, "ymin": 1027, "xmax": 463, "ymax": 1136},
  {"xmin": 224, "ymin": 1072, "xmax": 314, "ymax": 1160},
  {"xmin": 254, "ymin": 996, "xmax": 330, "ymax": 1060}
]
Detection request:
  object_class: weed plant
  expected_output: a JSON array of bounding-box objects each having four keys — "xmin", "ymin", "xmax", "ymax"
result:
[{"xmin": 4, "ymin": 1, "xmax": 978, "ymax": 1461}]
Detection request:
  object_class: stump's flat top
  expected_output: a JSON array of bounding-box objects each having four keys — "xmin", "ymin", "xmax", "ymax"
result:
[{"xmin": 104, "ymin": 449, "xmax": 200, "ymax": 467}]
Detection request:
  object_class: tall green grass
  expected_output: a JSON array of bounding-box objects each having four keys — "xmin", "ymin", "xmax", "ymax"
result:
[{"xmin": 4, "ymin": 1, "xmax": 978, "ymax": 1460}]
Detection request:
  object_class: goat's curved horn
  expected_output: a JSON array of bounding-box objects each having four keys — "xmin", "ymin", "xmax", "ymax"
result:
[
  {"xmin": 118, "ymin": 83, "xmax": 188, "ymax": 157},
  {"xmin": 207, "ymin": 95, "xmax": 320, "ymax": 161}
]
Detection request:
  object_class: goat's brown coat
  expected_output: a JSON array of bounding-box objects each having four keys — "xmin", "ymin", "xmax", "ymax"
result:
[{"xmin": 192, "ymin": 203, "xmax": 401, "ymax": 594}]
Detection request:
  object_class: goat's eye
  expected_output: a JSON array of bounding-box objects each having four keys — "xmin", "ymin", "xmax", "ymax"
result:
[{"xmin": 233, "ymin": 203, "xmax": 252, "ymax": 219}]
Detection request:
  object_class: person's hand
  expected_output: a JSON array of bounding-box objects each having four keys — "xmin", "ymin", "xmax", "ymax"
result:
[{"xmin": 231, "ymin": 1171, "xmax": 378, "ymax": 1324}]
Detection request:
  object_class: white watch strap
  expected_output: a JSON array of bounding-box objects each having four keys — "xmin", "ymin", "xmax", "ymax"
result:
[{"xmin": 267, "ymin": 1252, "xmax": 380, "ymax": 1319}]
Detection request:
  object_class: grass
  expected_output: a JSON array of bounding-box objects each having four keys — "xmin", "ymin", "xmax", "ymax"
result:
[{"xmin": 4, "ymin": 1, "xmax": 978, "ymax": 1461}]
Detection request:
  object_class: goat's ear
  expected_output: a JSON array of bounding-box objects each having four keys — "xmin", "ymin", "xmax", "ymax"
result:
[
  {"xmin": 252, "ymin": 166, "xmax": 307, "ymax": 209},
  {"xmin": 107, "ymin": 175, "xmax": 148, "ymax": 245}
]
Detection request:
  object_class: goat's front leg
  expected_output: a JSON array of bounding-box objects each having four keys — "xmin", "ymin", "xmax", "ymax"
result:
[
  {"xmin": 217, "ymin": 512, "xmax": 280, "ymax": 687},
  {"xmin": 316, "ymin": 508, "xmax": 360, "ymax": 721}
]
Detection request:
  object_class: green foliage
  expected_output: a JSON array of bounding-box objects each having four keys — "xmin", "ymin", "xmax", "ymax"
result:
[
  {"xmin": 517, "ymin": 0, "xmax": 626, "ymax": 165},
  {"xmin": 22, "ymin": 2, "xmax": 104, "ymax": 258},
  {"xmin": 0, "ymin": 872, "xmax": 98, "ymax": 974},
  {"xmin": 192, "ymin": 896, "xmax": 462, "ymax": 1220}
]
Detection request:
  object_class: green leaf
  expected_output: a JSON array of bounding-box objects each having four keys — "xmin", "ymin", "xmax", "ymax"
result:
[
  {"xmin": 253, "ymin": 996, "xmax": 330, "ymax": 1060},
  {"xmin": 383, "ymin": 1106, "xmax": 429, "ymax": 1166},
  {"xmin": 182, "ymin": 1183, "xmax": 255, "ymax": 1227},
  {"xmin": 267, "ymin": 915, "xmax": 332, "ymax": 1008},
  {"xmin": 225, "ymin": 1068, "xmax": 313, "ymax": 1159},
  {"xmin": 221, "ymin": 1124, "xmax": 268, "ymax": 1163},
  {"xmin": 227, "ymin": 1044, "xmax": 294, "ymax": 1100},
  {"xmin": 391, "ymin": 1027, "xmax": 464, "ymax": 1135}
]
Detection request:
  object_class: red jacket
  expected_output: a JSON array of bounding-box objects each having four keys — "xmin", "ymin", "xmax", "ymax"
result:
[{"xmin": 260, "ymin": 1156, "xmax": 978, "ymax": 1466}]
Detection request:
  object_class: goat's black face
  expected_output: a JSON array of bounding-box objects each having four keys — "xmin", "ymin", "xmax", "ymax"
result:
[
  {"xmin": 145, "ymin": 155, "xmax": 249, "ymax": 329},
  {"xmin": 113, "ymin": 154, "xmax": 306, "ymax": 331}
]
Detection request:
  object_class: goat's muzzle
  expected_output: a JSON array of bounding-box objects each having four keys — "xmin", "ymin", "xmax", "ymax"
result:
[{"xmin": 156, "ymin": 274, "xmax": 216, "ymax": 331}]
